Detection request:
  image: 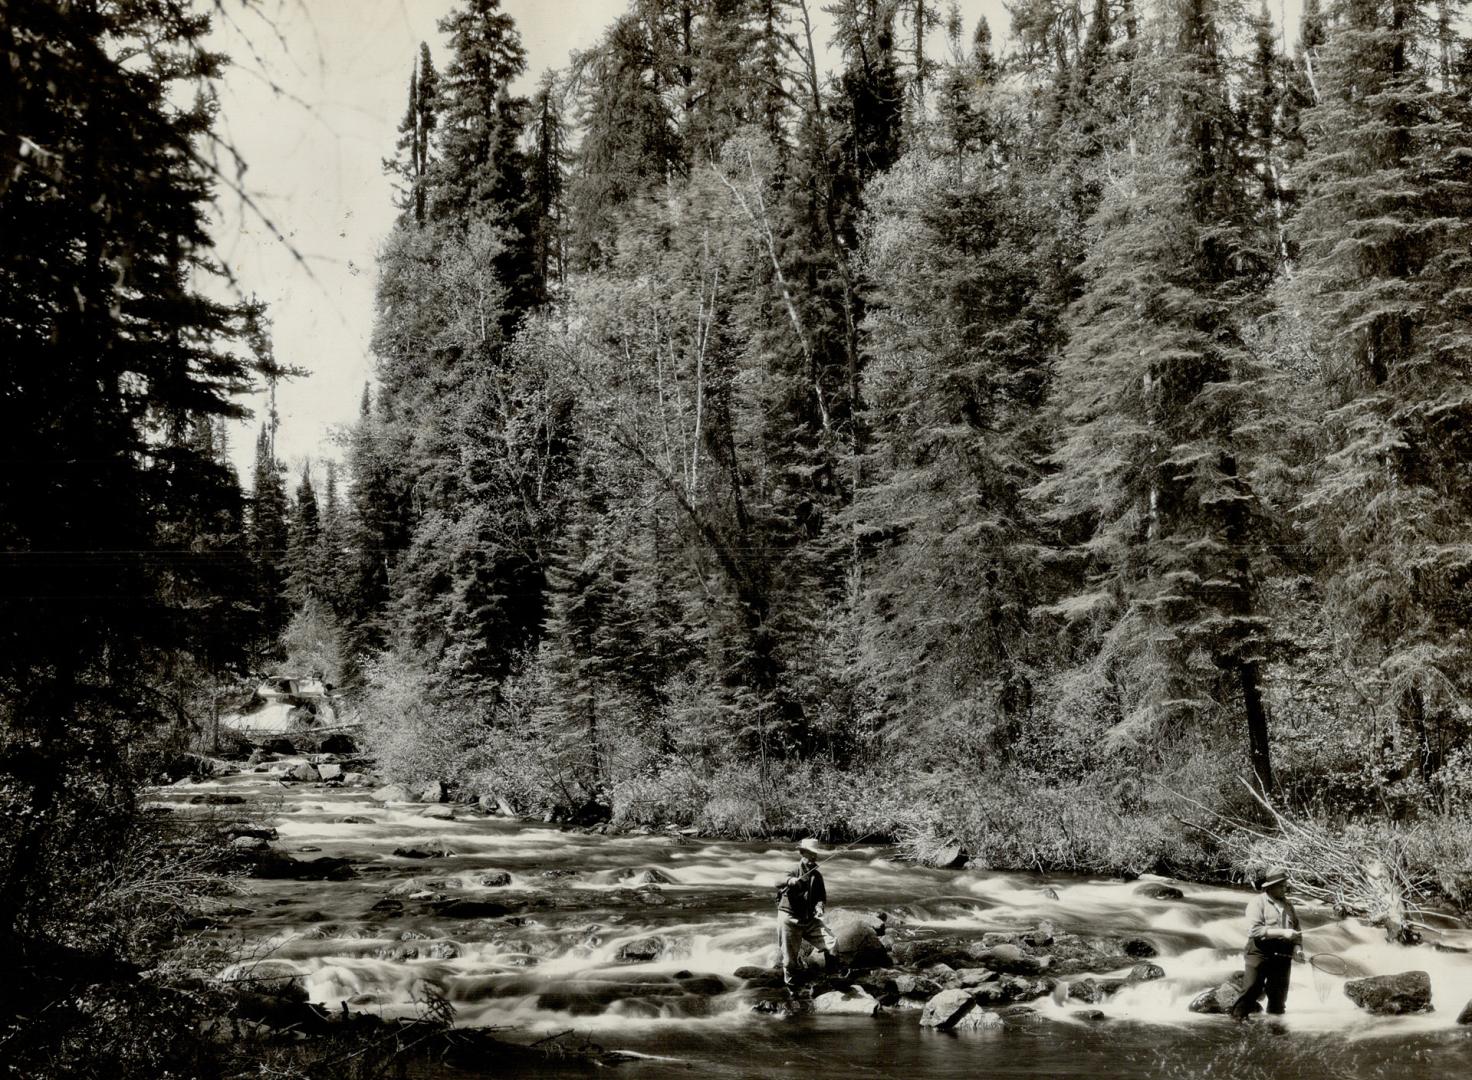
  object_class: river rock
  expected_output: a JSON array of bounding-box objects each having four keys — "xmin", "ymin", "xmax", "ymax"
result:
[
  {"xmin": 919, "ymin": 988, "xmax": 978, "ymax": 1029},
  {"xmin": 1042, "ymin": 887, "xmax": 1061, "ymax": 901},
  {"xmin": 967, "ymin": 943, "xmax": 1051, "ymax": 976},
  {"xmin": 1025, "ymin": 921, "xmax": 1056, "ymax": 948},
  {"xmin": 231, "ymin": 834, "xmax": 269, "ymax": 851},
  {"xmin": 393, "ymin": 841, "xmax": 455, "ymax": 859},
  {"xmin": 480, "ymin": 871, "xmax": 512, "ymax": 887},
  {"xmin": 952, "ymin": 1008, "xmax": 1004, "ymax": 1032},
  {"xmin": 1344, "ymin": 971, "xmax": 1433, "ymax": 1015},
  {"xmin": 188, "ymin": 793, "xmax": 247, "ymax": 806},
  {"xmin": 1127, "ymin": 962, "xmax": 1165, "ymax": 983},
  {"xmin": 1188, "ymin": 972, "xmax": 1247, "ymax": 1015},
  {"xmin": 336, "ymin": 815, "xmax": 374, "ymax": 825},
  {"xmin": 371, "ymin": 784, "xmax": 413, "ymax": 803},
  {"xmin": 317, "ymin": 763, "xmax": 342, "ymax": 782},
  {"xmin": 930, "ymin": 844, "xmax": 969, "ymax": 870},
  {"xmin": 618, "ymin": 936, "xmax": 666, "ymax": 963},
  {"xmin": 420, "ymin": 805, "xmax": 455, "ymax": 820},
  {"xmin": 1457, "ymin": 998, "xmax": 1472, "ymax": 1025},
  {"xmin": 285, "ymin": 762, "xmax": 319, "ymax": 783},
  {"xmin": 893, "ymin": 974, "xmax": 940, "ymax": 998},
  {"xmin": 431, "ymin": 899, "xmax": 512, "ymax": 919},
  {"xmin": 890, "ymin": 937, "xmax": 973, "ymax": 969},
  {"xmin": 1122, "ymin": 938, "xmax": 1158, "ymax": 958},
  {"xmin": 1067, "ymin": 979, "xmax": 1103, "ymax": 1004},
  {"xmin": 417, "ymin": 779, "xmax": 447, "ymax": 803},
  {"xmin": 619, "ymin": 867, "xmax": 674, "ymax": 886},
  {"xmin": 812, "ymin": 988, "xmax": 880, "ymax": 1016},
  {"xmin": 826, "ymin": 909, "xmax": 891, "ymax": 968},
  {"xmin": 1133, "ymin": 882, "xmax": 1184, "ymax": 901}
]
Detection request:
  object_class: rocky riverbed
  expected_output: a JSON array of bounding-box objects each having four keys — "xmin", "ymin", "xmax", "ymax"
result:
[{"xmin": 152, "ymin": 755, "xmax": 1472, "ymax": 1078}]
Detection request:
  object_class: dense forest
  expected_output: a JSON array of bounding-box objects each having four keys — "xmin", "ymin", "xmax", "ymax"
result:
[{"xmin": 253, "ymin": 0, "xmax": 1472, "ymax": 888}]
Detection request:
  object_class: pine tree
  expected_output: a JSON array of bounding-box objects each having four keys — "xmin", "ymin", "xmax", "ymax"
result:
[
  {"xmin": 1031, "ymin": 0, "xmax": 1280, "ymax": 792},
  {"xmin": 1290, "ymin": 0, "xmax": 1472, "ymax": 787},
  {"xmin": 248, "ymin": 421, "xmax": 291, "ymax": 651},
  {"xmin": 286, "ymin": 464, "xmax": 322, "ymax": 610},
  {"xmin": 385, "ymin": 43, "xmax": 440, "ymax": 225}
]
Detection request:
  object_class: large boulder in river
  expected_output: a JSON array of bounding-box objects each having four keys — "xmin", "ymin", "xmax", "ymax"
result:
[
  {"xmin": 1189, "ymin": 972, "xmax": 1250, "ymax": 1015},
  {"xmin": 1456, "ymin": 998, "xmax": 1472, "ymax": 1025},
  {"xmin": 952, "ymin": 1008, "xmax": 1005, "ymax": 1032},
  {"xmin": 1344, "ymin": 971, "xmax": 1433, "ymax": 1015},
  {"xmin": 317, "ymin": 763, "xmax": 342, "ymax": 782},
  {"xmin": 826, "ymin": 909, "xmax": 891, "ymax": 968},
  {"xmin": 1133, "ymin": 882, "xmax": 1184, "ymax": 901},
  {"xmin": 812, "ymin": 987, "xmax": 880, "ymax": 1016},
  {"xmin": 417, "ymin": 779, "xmax": 447, "ymax": 803},
  {"xmin": 919, "ymin": 988, "xmax": 978, "ymax": 1029},
  {"xmin": 286, "ymin": 762, "xmax": 319, "ymax": 783},
  {"xmin": 371, "ymin": 784, "xmax": 413, "ymax": 803},
  {"xmin": 420, "ymin": 805, "xmax": 455, "ymax": 820}
]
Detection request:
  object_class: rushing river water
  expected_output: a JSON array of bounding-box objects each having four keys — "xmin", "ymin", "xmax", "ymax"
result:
[{"xmin": 154, "ymin": 764, "xmax": 1472, "ymax": 1079}]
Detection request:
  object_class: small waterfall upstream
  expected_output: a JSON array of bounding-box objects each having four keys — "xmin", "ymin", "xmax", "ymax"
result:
[{"xmin": 157, "ymin": 762, "xmax": 1472, "ymax": 1078}]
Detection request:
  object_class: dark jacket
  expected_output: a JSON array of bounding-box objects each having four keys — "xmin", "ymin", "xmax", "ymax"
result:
[{"xmin": 777, "ymin": 858, "xmax": 826, "ymax": 921}]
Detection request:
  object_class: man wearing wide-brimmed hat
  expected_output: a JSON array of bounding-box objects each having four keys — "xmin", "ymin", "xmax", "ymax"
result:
[
  {"xmin": 1230, "ymin": 865, "xmax": 1304, "ymax": 1019},
  {"xmin": 776, "ymin": 837, "xmax": 838, "ymax": 991}
]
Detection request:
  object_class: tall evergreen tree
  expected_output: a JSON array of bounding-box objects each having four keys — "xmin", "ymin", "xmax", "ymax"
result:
[
  {"xmin": 1290, "ymin": 0, "xmax": 1472, "ymax": 788},
  {"xmin": 248, "ymin": 421, "xmax": 291, "ymax": 650},
  {"xmin": 385, "ymin": 43, "xmax": 440, "ymax": 226},
  {"xmin": 286, "ymin": 463, "xmax": 322, "ymax": 609}
]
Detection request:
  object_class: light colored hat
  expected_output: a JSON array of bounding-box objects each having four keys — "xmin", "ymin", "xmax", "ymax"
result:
[
  {"xmin": 1259, "ymin": 866, "xmax": 1288, "ymax": 888},
  {"xmin": 798, "ymin": 837, "xmax": 825, "ymax": 858}
]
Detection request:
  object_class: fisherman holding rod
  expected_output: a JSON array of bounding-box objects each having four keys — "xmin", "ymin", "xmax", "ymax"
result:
[
  {"xmin": 1231, "ymin": 864, "xmax": 1305, "ymax": 1019},
  {"xmin": 776, "ymin": 837, "xmax": 840, "ymax": 992}
]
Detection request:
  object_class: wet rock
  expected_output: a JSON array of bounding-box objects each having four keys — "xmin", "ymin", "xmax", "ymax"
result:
[
  {"xmin": 1127, "ymin": 963, "xmax": 1166, "ymax": 983},
  {"xmin": 388, "ymin": 876, "xmax": 441, "ymax": 897},
  {"xmin": 1078, "ymin": 1009, "xmax": 1108, "ymax": 1022},
  {"xmin": 188, "ymin": 793, "xmax": 247, "ymax": 806},
  {"xmin": 371, "ymin": 784, "xmax": 413, "ymax": 803},
  {"xmin": 1122, "ymin": 938, "xmax": 1158, "ymax": 959},
  {"xmin": 893, "ymin": 974, "xmax": 940, "ymax": 998},
  {"xmin": 317, "ymin": 763, "xmax": 343, "ymax": 782},
  {"xmin": 1133, "ymin": 882, "xmax": 1184, "ymax": 901},
  {"xmin": 232, "ymin": 835, "xmax": 269, "ymax": 851},
  {"xmin": 1067, "ymin": 979, "xmax": 1103, "ymax": 1004},
  {"xmin": 930, "ymin": 844, "xmax": 969, "ymax": 870},
  {"xmin": 966, "ymin": 943, "xmax": 1051, "ymax": 976},
  {"xmin": 675, "ymin": 973, "xmax": 729, "ymax": 996},
  {"xmin": 826, "ymin": 909, "xmax": 891, "ymax": 969},
  {"xmin": 618, "ymin": 937, "xmax": 666, "ymax": 963},
  {"xmin": 480, "ymin": 871, "xmax": 512, "ymax": 888},
  {"xmin": 952, "ymin": 1008, "xmax": 1004, "ymax": 1032},
  {"xmin": 336, "ymin": 815, "xmax": 374, "ymax": 825},
  {"xmin": 542, "ymin": 868, "xmax": 581, "ymax": 879},
  {"xmin": 1457, "ymin": 998, "xmax": 1472, "ymax": 1025},
  {"xmin": 427, "ymin": 942, "xmax": 461, "ymax": 960},
  {"xmin": 247, "ymin": 749, "xmax": 270, "ymax": 766},
  {"xmin": 919, "ymin": 988, "xmax": 978, "ymax": 1029},
  {"xmin": 1001, "ymin": 1004, "xmax": 1037, "ymax": 1018},
  {"xmin": 1042, "ymin": 887, "xmax": 1061, "ymax": 901},
  {"xmin": 890, "ymin": 937, "xmax": 974, "ymax": 970},
  {"xmin": 618, "ymin": 867, "xmax": 674, "ymax": 886},
  {"xmin": 812, "ymin": 988, "xmax": 880, "ymax": 1016},
  {"xmin": 981, "ymin": 932, "xmax": 1021, "ymax": 947},
  {"xmin": 735, "ymin": 965, "xmax": 786, "ymax": 990},
  {"xmin": 342, "ymin": 772, "xmax": 367, "ymax": 785},
  {"xmin": 393, "ymin": 841, "xmax": 455, "ymax": 859},
  {"xmin": 1187, "ymin": 973, "xmax": 1246, "ymax": 1015},
  {"xmin": 1344, "ymin": 971, "xmax": 1433, "ymax": 1015},
  {"xmin": 956, "ymin": 968, "xmax": 999, "ymax": 990},
  {"xmin": 417, "ymin": 779, "xmax": 447, "ymax": 803},
  {"xmin": 221, "ymin": 822, "xmax": 277, "ymax": 841},
  {"xmin": 286, "ymin": 762, "xmax": 319, "ymax": 783},
  {"xmin": 1025, "ymin": 921, "xmax": 1056, "ymax": 948},
  {"xmin": 420, "ymin": 805, "xmax": 455, "ymax": 820}
]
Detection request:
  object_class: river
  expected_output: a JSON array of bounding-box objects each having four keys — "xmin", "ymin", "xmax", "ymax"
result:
[{"xmin": 155, "ymin": 762, "xmax": 1472, "ymax": 1079}]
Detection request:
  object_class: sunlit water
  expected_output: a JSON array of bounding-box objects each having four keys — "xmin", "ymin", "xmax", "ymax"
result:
[{"xmin": 153, "ymin": 765, "xmax": 1472, "ymax": 1078}]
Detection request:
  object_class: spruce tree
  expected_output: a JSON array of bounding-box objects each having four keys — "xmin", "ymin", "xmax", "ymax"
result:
[
  {"xmin": 248, "ymin": 421, "xmax": 291, "ymax": 651},
  {"xmin": 1290, "ymin": 0, "xmax": 1472, "ymax": 787},
  {"xmin": 286, "ymin": 464, "xmax": 322, "ymax": 610}
]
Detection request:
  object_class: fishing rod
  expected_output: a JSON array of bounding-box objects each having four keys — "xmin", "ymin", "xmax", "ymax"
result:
[{"xmin": 815, "ymin": 831, "xmax": 882, "ymax": 866}]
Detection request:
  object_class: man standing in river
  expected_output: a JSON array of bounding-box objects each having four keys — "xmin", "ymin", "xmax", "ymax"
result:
[
  {"xmin": 1231, "ymin": 865, "xmax": 1304, "ymax": 1019},
  {"xmin": 777, "ymin": 837, "xmax": 838, "ymax": 992}
]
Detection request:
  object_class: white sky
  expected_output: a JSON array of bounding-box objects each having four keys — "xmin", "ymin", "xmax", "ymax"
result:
[{"xmin": 208, "ymin": 0, "xmax": 1300, "ymax": 489}]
